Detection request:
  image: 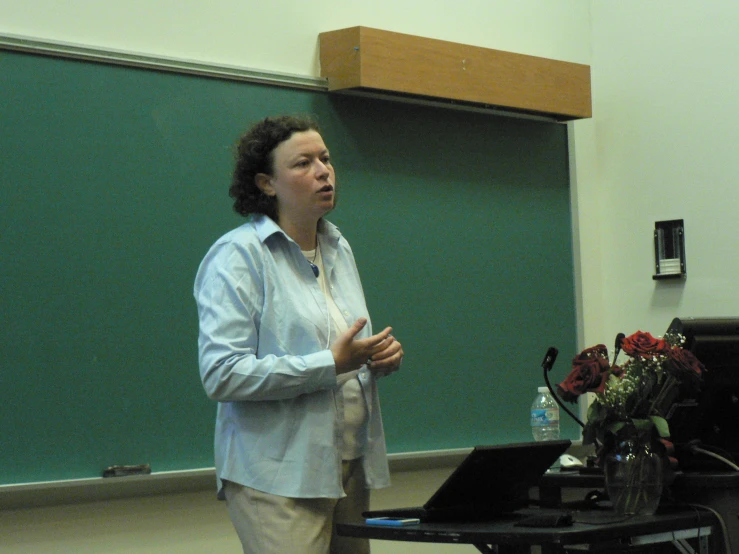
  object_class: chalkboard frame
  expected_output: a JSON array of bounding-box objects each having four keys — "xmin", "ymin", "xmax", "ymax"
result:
[{"xmin": 0, "ymin": 39, "xmax": 578, "ymax": 486}]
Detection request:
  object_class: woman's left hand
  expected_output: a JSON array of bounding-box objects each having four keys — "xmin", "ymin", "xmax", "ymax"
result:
[{"xmin": 367, "ymin": 334, "xmax": 404, "ymax": 377}]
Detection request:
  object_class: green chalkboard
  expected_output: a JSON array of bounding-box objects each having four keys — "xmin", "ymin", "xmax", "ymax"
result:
[{"xmin": 0, "ymin": 49, "xmax": 577, "ymax": 485}]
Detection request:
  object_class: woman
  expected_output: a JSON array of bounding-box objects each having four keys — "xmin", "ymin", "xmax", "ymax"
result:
[{"xmin": 194, "ymin": 115, "xmax": 403, "ymax": 554}]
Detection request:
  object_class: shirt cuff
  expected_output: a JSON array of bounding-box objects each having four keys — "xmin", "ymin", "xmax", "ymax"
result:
[{"xmin": 301, "ymin": 349, "xmax": 338, "ymax": 387}]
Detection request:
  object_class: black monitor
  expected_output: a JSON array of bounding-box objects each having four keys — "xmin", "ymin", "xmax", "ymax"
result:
[{"xmin": 666, "ymin": 317, "xmax": 739, "ymax": 468}]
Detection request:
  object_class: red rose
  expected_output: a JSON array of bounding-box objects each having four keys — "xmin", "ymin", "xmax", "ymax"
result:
[
  {"xmin": 557, "ymin": 355, "xmax": 610, "ymax": 402},
  {"xmin": 664, "ymin": 347, "xmax": 706, "ymax": 383},
  {"xmin": 572, "ymin": 344, "xmax": 609, "ymax": 367},
  {"xmin": 621, "ymin": 331, "xmax": 669, "ymax": 357}
]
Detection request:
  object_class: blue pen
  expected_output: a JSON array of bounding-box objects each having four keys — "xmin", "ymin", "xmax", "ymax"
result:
[{"xmin": 366, "ymin": 517, "xmax": 421, "ymax": 526}]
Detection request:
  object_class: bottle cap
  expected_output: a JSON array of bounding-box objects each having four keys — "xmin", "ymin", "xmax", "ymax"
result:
[{"xmin": 538, "ymin": 386, "xmax": 550, "ymax": 393}]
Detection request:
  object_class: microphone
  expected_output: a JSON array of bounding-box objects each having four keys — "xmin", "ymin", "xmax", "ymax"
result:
[
  {"xmin": 541, "ymin": 346, "xmax": 585, "ymax": 428},
  {"xmin": 541, "ymin": 347, "xmax": 558, "ymax": 372},
  {"xmin": 613, "ymin": 333, "xmax": 625, "ymax": 366}
]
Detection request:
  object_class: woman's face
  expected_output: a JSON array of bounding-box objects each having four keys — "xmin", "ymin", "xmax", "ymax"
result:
[{"xmin": 260, "ymin": 130, "xmax": 336, "ymax": 227}]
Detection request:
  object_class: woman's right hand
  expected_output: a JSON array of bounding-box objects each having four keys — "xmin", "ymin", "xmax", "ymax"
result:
[{"xmin": 331, "ymin": 318, "xmax": 394, "ymax": 374}]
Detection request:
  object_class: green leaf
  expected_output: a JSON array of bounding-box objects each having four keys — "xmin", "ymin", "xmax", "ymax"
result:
[
  {"xmin": 607, "ymin": 421, "xmax": 627, "ymax": 435},
  {"xmin": 631, "ymin": 418, "xmax": 653, "ymax": 432},
  {"xmin": 582, "ymin": 424, "xmax": 597, "ymax": 446},
  {"xmin": 650, "ymin": 415, "xmax": 670, "ymax": 438},
  {"xmin": 587, "ymin": 399, "xmax": 605, "ymax": 423}
]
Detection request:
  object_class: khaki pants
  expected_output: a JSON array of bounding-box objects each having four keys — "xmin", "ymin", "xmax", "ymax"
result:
[{"xmin": 224, "ymin": 459, "xmax": 370, "ymax": 554}]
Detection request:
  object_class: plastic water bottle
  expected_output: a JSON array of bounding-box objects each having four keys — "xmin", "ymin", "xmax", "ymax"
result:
[{"xmin": 531, "ymin": 386, "xmax": 560, "ymax": 441}]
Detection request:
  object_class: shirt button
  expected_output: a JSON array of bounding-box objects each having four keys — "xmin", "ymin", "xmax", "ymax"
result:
[{"xmin": 343, "ymin": 311, "xmax": 350, "ymax": 317}]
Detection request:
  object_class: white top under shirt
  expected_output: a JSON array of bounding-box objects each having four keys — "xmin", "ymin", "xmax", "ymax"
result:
[{"xmin": 303, "ymin": 243, "xmax": 367, "ymax": 461}]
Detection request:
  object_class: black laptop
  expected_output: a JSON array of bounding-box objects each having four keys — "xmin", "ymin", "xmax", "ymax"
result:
[{"xmin": 364, "ymin": 440, "xmax": 571, "ymax": 523}]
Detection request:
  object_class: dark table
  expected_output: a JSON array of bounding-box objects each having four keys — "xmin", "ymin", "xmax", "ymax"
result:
[
  {"xmin": 538, "ymin": 468, "xmax": 739, "ymax": 553},
  {"xmin": 338, "ymin": 506, "xmax": 720, "ymax": 553}
]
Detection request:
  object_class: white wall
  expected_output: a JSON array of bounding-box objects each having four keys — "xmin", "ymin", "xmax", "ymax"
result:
[
  {"xmin": 0, "ymin": 0, "xmax": 591, "ymax": 74},
  {"xmin": 583, "ymin": 0, "xmax": 739, "ymax": 345}
]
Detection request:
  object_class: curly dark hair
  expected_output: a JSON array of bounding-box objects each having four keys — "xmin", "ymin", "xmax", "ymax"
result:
[{"xmin": 229, "ymin": 115, "xmax": 321, "ymax": 219}]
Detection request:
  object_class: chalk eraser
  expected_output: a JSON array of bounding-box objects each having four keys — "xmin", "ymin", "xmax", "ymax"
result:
[{"xmin": 102, "ymin": 464, "xmax": 152, "ymax": 478}]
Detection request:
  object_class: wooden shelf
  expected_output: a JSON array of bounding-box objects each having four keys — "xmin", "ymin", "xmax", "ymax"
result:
[{"xmin": 319, "ymin": 26, "xmax": 591, "ymax": 121}]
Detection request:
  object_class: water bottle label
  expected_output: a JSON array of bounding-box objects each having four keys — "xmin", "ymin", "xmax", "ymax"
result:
[
  {"xmin": 531, "ymin": 409, "xmax": 548, "ymax": 427},
  {"xmin": 531, "ymin": 408, "xmax": 559, "ymax": 426}
]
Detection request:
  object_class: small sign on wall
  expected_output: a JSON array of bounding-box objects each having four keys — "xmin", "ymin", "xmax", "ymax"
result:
[{"xmin": 653, "ymin": 219, "xmax": 686, "ymax": 280}]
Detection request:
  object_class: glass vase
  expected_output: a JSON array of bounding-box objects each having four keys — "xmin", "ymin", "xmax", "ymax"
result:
[{"xmin": 603, "ymin": 433, "xmax": 664, "ymax": 516}]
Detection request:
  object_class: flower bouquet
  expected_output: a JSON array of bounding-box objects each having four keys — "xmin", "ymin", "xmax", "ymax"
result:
[{"xmin": 557, "ymin": 330, "xmax": 706, "ymax": 514}]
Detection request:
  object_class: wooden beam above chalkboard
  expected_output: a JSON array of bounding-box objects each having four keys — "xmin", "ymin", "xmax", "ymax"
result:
[{"xmin": 319, "ymin": 26, "xmax": 591, "ymax": 121}]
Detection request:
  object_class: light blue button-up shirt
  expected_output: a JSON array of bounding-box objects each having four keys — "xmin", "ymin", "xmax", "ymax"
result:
[{"xmin": 194, "ymin": 214, "xmax": 390, "ymax": 498}]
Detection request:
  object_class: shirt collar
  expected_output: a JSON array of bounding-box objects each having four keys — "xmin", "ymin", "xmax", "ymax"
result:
[
  {"xmin": 253, "ymin": 214, "xmax": 342, "ymax": 245},
  {"xmin": 253, "ymin": 213, "xmax": 284, "ymax": 243}
]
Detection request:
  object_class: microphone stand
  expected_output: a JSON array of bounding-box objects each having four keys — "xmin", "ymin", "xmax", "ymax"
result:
[
  {"xmin": 541, "ymin": 346, "xmax": 607, "ymax": 471},
  {"xmin": 541, "ymin": 347, "xmax": 586, "ymax": 428}
]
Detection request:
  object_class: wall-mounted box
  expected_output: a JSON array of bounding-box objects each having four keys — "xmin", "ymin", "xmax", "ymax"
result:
[
  {"xmin": 653, "ymin": 219, "xmax": 686, "ymax": 280},
  {"xmin": 319, "ymin": 26, "xmax": 592, "ymax": 121}
]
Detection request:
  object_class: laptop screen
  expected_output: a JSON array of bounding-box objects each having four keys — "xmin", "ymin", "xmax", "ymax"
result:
[{"xmin": 424, "ymin": 440, "xmax": 571, "ymax": 516}]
